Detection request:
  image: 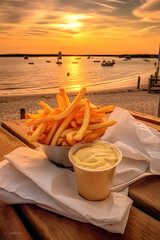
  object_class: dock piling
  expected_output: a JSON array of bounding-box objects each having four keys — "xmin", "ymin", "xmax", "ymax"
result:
[
  {"xmin": 20, "ymin": 108, "xmax": 25, "ymax": 119},
  {"xmin": 137, "ymin": 76, "xmax": 140, "ymax": 89}
]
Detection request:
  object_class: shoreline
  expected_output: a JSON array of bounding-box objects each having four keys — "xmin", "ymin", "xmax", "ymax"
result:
[{"xmin": 0, "ymin": 87, "xmax": 160, "ymax": 124}]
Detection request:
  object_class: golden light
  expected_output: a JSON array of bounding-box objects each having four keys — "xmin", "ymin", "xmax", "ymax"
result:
[{"xmin": 60, "ymin": 22, "xmax": 81, "ymax": 29}]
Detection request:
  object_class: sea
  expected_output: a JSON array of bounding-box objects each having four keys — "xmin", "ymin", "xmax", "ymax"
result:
[{"xmin": 0, "ymin": 56, "xmax": 158, "ymax": 97}]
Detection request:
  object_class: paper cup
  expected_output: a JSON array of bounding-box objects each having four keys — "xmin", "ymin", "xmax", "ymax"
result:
[{"xmin": 68, "ymin": 141, "xmax": 122, "ymax": 201}]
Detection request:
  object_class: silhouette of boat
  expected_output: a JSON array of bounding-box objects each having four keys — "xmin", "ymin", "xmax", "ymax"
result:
[
  {"xmin": 101, "ymin": 60, "xmax": 113, "ymax": 66},
  {"xmin": 24, "ymin": 55, "xmax": 28, "ymax": 59},
  {"xmin": 56, "ymin": 51, "xmax": 62, "ymax": 64}
]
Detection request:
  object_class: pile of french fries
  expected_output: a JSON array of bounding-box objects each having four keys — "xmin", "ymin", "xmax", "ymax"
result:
[{"xmin": 25, "ymin": 87, "xmax": 117, "ymax": 146}]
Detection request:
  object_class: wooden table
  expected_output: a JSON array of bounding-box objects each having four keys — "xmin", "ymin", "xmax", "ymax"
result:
[{"xmin": 0, "ymin": 110, "xmax": 160, "ymax": 240}]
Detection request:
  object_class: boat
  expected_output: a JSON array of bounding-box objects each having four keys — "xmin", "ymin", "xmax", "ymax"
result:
[
  {"xmin": 144, "ymin": 59, "xmax": 150, "ymax": 62},
  {"xmin": 124, "ymin": 56, "xmax": 131, "ymax": 61},
  {"xmin": 46, "ymin": 60, "xmax": 51, "ymax": 63},
  {"xmin": 28, "ymin": 62, "xmax": 34, "ymax": 65},
  {"xmin": 87, "ymin": 56, "xmax": 90, "ymax": 59},
  {"xmin": 24, "ymin": 55, "xmax": 28, "ymax": 59},
  {"xmin": 56, "ymin": 51, "xmax": 62, "ymax": 64},
  {"xmin": 93, "ymin": 60, "xmax": 100, "ymax": 63},
  {"xmin": 101, "ymin": 60, "xmax": 113, "ymax": 66}
]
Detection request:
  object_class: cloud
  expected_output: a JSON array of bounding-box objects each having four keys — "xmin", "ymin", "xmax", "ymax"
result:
[{"xmin": 133, "ymin": 0, "xmax": 160, "ymax": 22}]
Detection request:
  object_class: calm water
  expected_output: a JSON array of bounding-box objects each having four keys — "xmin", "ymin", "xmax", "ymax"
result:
[{"xmin": 0, "ymin": 56, "xmax": 157, "ymax": 97}]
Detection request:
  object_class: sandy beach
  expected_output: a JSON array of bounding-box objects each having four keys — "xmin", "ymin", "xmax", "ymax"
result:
[{"xmin": 0, "ymin": 87, "xmax": 160, "ymax": 124}]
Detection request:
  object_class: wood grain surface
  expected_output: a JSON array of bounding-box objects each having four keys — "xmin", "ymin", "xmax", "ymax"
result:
[
  {"xmin": 15, "ymin": 204, "xmax": 160, "ymax": 240},
  {"xmin": 0, "ymin": 202, "xmax": 32, "ymax": 240}
]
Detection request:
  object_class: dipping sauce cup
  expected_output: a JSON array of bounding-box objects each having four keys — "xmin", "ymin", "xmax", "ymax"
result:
[{"xmin": 68, "ymin": 141, "xmax": 122, "ymax": 201}]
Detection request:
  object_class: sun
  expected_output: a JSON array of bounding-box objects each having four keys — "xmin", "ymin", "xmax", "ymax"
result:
[{"xmin": 59, "ymin": 14, "xmax": 86, "ymax": 31}]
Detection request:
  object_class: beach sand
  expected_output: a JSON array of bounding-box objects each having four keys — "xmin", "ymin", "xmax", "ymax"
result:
[{"xmin": 0, "ymin": 88, "xmax": 160, "ymax": 124}]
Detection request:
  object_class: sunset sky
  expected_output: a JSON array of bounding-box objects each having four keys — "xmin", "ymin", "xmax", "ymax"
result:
[{"xmin": 0, "ymin": 0, "xmax": 160, "ymax": 55}]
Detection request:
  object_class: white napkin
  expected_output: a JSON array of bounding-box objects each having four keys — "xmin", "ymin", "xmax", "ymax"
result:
[
  {"xmin": 0, "ymin": 157, "xmax": 132, "ymax": 234},
  {"xmin": 1, "ymin": 107, "xmax": 160, "ymax": 234}
]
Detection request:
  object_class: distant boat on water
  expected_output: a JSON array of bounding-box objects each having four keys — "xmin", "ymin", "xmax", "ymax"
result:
[
  {"xmin": 101, "ymin": 60, "xmax": 115, "ymax": 66},
  {"xmin": 24, "ymin": 55, "xmax": 28, "ymax": 59},
  {"xmin": 124, "ymin": 56, "xmax": 131, "ymax": 61},
  {"xmin": 87, "ymin": 56, "xmax": 90, "ymax": 59},
  {"xmin": 144, "ymin": 59, "xmax": 150, "ymax": 62},
  {"xmin": 93, "ymin": 60, "xmax": 100, "ymax": 63},
  {"xmin": 46, "ymin": 60, "xmax": 51, "ymax": 63},
  {"xmin": 56, "ymin": 51, "xmax": 62, "ymax": 64},
  {"xmin": 28, "ymin": 62, "xmax": 34, "ymax": 65}
]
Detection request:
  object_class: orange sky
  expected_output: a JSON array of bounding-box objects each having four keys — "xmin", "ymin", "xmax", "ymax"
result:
[{"xmin": 0, "ymin": 0, "xmax": 160, "ymax": 55}]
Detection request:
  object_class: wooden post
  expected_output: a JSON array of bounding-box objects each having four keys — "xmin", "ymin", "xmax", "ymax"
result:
[
  {"xmin": 20, "ymin": 108, "xmax": 25, "ymax": 119},
  {"xmin": 147, "ymin": 78, "xmax": 151, "ymax": 93},
  {"xmin": 158, "ymin": 99, "xmax": 160, "ymax": 118},
  {"xmin": 137, "ymin": 76, "xmax": 140, "ymax": 89}
]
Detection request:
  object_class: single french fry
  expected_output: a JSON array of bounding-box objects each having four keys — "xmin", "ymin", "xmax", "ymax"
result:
[
  {"xmin": 76, "ymin": 117, "xmax": 102, "ymax": 124},
  {"xmin": 25, "ymin": 113, "xmax": 41, "ymax": 119},
  {"xmin": 51, "ymin": 103, "xmax": 84, "ymax": 146},
  {"xmin": 83, "ymin": 99, "xmax": 97, "ymax": 109},
  {"xmin": 74, "ymin": 101, "xmax": 90, "ymax": 141},
  {"xmin": 93, "ymin": 106, "xmax": 115, "ymax": 113},
  {"xmin": 53, "ymin": 87, "xmax": 86, "ymax": 121},
  {"xmin": 66, "ymin": 131, "xmax": 77, "ymax": 146},
  {"xmin": 45, "ymin": 120, "xmax": 60, "ymax": 145},
  {"xmin": 88, "ymin": 120, "xmax": 117, "ymax": 130},
  {"xmin": 30, "ymin": 122, "xmax": 46, "ymax": 142},
  {"xmin": 39, "ymin": 101, "xmax": 53, "ymax": 112},
  {"xmin": 26, "ymin": 116, "xmax": 54, "ymax": 127},
  {"xmin": 56, "ymin": 94, "xmax": 65, "ymax": 109},
  {"xmin": 60, "ymin": 88, "xmax": 70, "ymax": 107},
  {"xmin": 60, "ymin": 128, "xmax": 79, "ymax": 138}
]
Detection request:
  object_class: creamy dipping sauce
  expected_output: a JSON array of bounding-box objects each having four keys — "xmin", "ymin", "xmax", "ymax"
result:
[{"xmin": 72, "ymin": 142, "xmax": 118, "ymax": 170}]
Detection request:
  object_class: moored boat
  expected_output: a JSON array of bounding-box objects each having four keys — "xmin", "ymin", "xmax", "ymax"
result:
[
  {"xmin": 56, "ymin": 51, "xmax": 62, "ymax": 64},
  {"xmin": 101, "ymin": 60, "xmax": 113, "ymax": 66}
]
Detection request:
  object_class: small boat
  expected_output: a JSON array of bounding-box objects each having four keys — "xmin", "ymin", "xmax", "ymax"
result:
[
  {"xmin": 101, "ymin": 60, "xmax": 113, "ymax": 66},
  {"xmin": 87, "ymin": 56, "xmax": 90, "ymax": 59},
  {"xmin": 93, "ymin": 60, "xmax": 100, "ymax": 63},
  {"xmin": 67, "ymin": 72, "xmax": 70, "ymax": 76},
  {"xmin": 124, "ymin": 56, "xmax": 131, "ymax": 61},
  {"xmin": 56, "ymin": 51, "xmax": 62, "ymax": 64},
  {"xmin": 46, "ymin": 60, "xmax": 51, "ymax": 63},
  {"xmin": 24, "ymin": 55, "xmax": 28, "ymax": 59},
  {"xmin": 144, "ymin": 59, "xmax": 150, "ymax": 62},
  {"xmin": 28, "ymin": 62, "xmax": 34, "ymax": 65}
]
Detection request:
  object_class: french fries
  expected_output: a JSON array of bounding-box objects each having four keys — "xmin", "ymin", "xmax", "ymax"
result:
[{"xmin": 26, "ymin": 87, "xmax": 117, "ymax": 146}]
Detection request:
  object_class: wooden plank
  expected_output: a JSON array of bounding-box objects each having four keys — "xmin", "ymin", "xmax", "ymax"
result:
[
  {"xmin": 0, "ymin": 202, "xmax": 32, "ymax": 240},
  {"xmin": 16, "ymin": 204, "xmax": 160, "ymax": 240},
  {"xmin": 0, "ymin": 128, "xmax": 32, "ymax": 239},
  {"xmin": 0, "ymin": 127, "xmax": 27, "ymax": 161},
  {"xmin": 129, "ymin": 175, "xmax": 160, "ymax": 221},
  {"xmin": 1, "ymin": 120, "xmax": 38, "ymax": 150}
]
